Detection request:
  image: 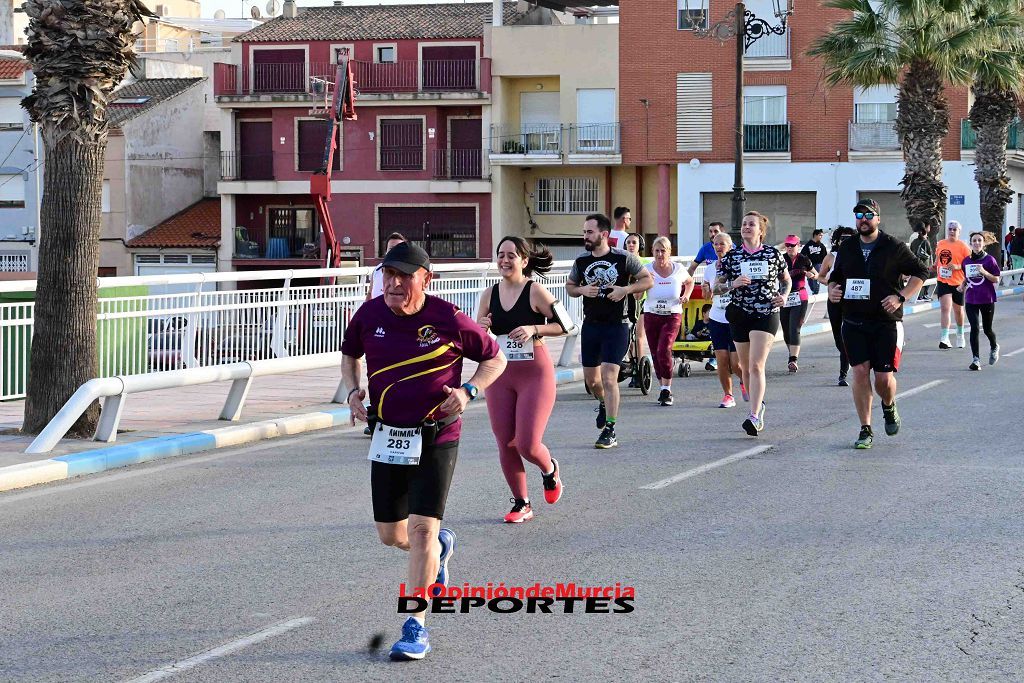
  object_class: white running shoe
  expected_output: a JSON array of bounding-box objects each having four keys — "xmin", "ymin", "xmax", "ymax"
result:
[{"xmin": 956, "ymin": 333, "xmax": 966, "ymax": 349}]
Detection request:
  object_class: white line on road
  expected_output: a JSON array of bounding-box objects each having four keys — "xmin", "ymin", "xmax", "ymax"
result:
[
  {"xmin": 640, "ymin": 445, "xmax": 774, "ymax": 490},
  {"xmin": 895, "ymin": 379, "xmax": 946, "ymax": 400},
  {"xmin": 123, "ymin": 617, "xmax": 315, "ymax": 683},
  {"xmin": 1005, "ymin": 346, "xmax": 1024, "ymax": 358},
  {"xmin": 922, "ymin": 323, "xmax": 941, "ymax": 328}
]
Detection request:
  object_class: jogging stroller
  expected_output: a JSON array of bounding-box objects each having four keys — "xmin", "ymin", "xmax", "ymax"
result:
[
  {"xmin": 582, "ymin": 294, "xmax": 654, "ymax": 395},
  {"xmin": 671, "ymin": 296, "xmax": 715, "ymax": 377}
]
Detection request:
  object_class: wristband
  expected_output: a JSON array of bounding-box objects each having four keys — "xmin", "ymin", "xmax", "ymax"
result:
[{"xmin": 347, "ymin": 387, "xmax": 361, "ymax": 401}]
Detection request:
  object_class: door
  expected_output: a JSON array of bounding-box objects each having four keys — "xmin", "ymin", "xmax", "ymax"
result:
[
  {"xmin": 447, "ymin": 118, "xmax": 482, "ymax": 179},
  {"xmin": 238, "ymin": 121, "xmax": 273, "ymax": 180},
  {"xmin": 252, "ymin": 48, "xmax": 305, "ymax": 93},
  {"xmin": 378, "ymin": 206, "xmax": 477, "ymax": 259},
  {"xmin": 519, "ymin": 91, "xmax": 560, "ymax": 152},
  {"xmin": 421, "ymin": 45, "xmax": 476, "ymax": 90}
]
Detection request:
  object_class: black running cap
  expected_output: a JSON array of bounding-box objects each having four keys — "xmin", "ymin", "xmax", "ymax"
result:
[
  {"xmin": 382, "ymin": 242, "xmax": 431, "ymax": 274},
  {"xmin": 853, "ymin": 198, "xmax": 881, "ymax": 215}
]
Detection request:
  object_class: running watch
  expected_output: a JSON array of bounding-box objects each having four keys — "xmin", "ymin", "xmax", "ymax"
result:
[
  {"xmin": 461, "ymin": 382, "xmax": 479, "ymax": 400},
  {"xmin": 897, "ymin": 293, "xmax": 906, "ymax": 303}
]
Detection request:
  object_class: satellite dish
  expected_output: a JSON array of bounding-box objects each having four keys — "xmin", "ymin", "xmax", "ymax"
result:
[
  {"xmin": 213, "ymin": 9, "xmax": 226, "ymax": 19},
  {"xmin": 250, "ymin": 6, "xmax": 261, "ymax": 18},
  {"xmin": 266, "ymin": 0, "xmax": 280, "ymax": 15}
]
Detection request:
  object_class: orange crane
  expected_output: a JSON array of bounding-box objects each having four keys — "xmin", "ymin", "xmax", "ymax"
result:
[{"xmin": 310, "ymin": 54, "xmax": 357, "ymax": 271}]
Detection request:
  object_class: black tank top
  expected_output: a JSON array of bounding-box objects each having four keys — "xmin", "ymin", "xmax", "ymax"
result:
[{"xmin": 489, "ymin": 280, "xmax": 547, "ymax": 335}]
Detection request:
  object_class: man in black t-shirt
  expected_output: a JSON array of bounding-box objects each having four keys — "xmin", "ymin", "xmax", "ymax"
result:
[
  {"xmin": 567, "ymin": 213, "xmax": 652, "ymax": 449},
  {"xmin": 800, "ymin": 229, "xmax": 828, "ymax": 294}
]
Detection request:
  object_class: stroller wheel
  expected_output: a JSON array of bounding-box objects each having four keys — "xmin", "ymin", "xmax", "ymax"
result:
[
  {"xmin": 639, "ymin": 356, "xmax": 653, "ymax": 395},
  {"xmin": 680, "ymin": 362, "xmax": 691, "ymax": 378}
]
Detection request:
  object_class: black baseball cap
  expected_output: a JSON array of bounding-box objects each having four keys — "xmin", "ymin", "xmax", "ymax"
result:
[
  {"xmin": 853, "ymin": 198, "xmax": 881, "ymax": 215},
  {"xmin": 382, "ymin": 241, "xmax": 431, "ymax": 274}
]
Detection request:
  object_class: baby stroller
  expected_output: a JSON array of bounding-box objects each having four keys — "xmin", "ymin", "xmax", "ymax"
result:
[{"xmin": 671, "ymin": 296, "xmax": 715, "ymax": 377}]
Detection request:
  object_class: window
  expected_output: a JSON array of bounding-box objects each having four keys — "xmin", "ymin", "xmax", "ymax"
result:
[
  {"xmin": 677, "ymin": 1, "xmax": 709, "ymax": 30},
  {"xmin": 0, "ymin": 98, "xmax": 24, "ymax": 130},
  {"xmin": 377, "ymin": 206, "xmax": 477, "ymax": 259},
  {"xmin": 676, "ymin": 73, "xmax": 712, "ymax": 152},
  {"xmin": 379, "ymin": 118, "xmax": 424, "ymax": 171},
  {"xmin": 535, "ymin": 177, "xmax": 599, "ymax": 214},
  {"xmin": 0, "ymin": 174, "xmax": 25, "ymax": 209},
  {"xmin": 102, "ymin": 180, "xmax": 110, "ymax": 213},
  {"xmin": 702, "ymin": 191, "xmax": 815, "ymax": 245},
  {"xmin": 297, "ymin": 119, "xmax": 341, "ymax": 172},
  {"xmin": 743, "ymin": 86, "xmax": 787, "ymax": 124},
  {"xmin": 0, "ymin": 253, "xmax": 30, "ymax": 272},
  {"xmin": 268, "ymin": 208, "xmax": 317, "ymax": 258},
  {"xmin": 854, "ymin": 85, "xmax": 898, "ymax": 123},
  {"xmin": 576, "ymin": 89, "xmax": 617, "ymax": 151},
  {"xmin": 375, "ymin": 45, "xmax": 397, "ymax": 63}
]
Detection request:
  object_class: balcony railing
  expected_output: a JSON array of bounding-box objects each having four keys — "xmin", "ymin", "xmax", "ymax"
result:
[
  {"xmin": 221, "ymin": 151, "xmax": 275, "ymax": 181},
  {"xmin": 961, "ymin": 118, "xmax": 1021, "ymax": 150},
  {"xmin": 743, "ymin": 30, "xmax": 790, "ymax": 59},
  {"xmin": 213, "ymin": 59, "xmax": 480, "ymax": 97},
  {"xmin": 432, "ymin": 149, "xmax": 486, "ymax": 180},
  {"xmin": 569, "ymin": 123, "xmax": 621, "ymax": 154},
  {"xmin": 489, "ymin": 124, "xmax": 563, "ymax": 154},
  {"xmin": 744, "ymin": 123, "xmax": 790, "ymax": 153},
  {"xmin": 849, "ymin": 121, "xmax": 900, "ymax": 151}
]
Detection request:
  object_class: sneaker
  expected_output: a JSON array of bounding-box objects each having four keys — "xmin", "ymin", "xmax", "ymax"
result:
[
  {"xmin": 855, "ymin": 426, "xmax": 873, "ymax": 450},
  {"xmin": 740, "ymin": 382, "xmax": 750, "ymax": 402},
  {"xmin": 939, "ymin": 335, "xmax": 951, "ymax": 350},
  {"xmin": 742, "ymin": 403, "xmax": 765, "ymax": 436},
  {"xmin": 719, "ymin": 394, "xmax": 736, "ymax": 408},
  {"xmin": 658, "ymin": 388, "xmax": 673, "ymax": 406},
  {"xmin": 433, "ymin": 528, "xmax": 456, "ymax": 595},
  {"xmin": 503, "ymin": 498, "xmax": 533, "ymax": 524},
  {"xmin": 706, "ymin": 358, "xmax": 718, "ymax": 372},
  {"xmin": 956, "ymin": 334, "xmax": 966, "ymax": 349},
  {"xmin": 594, "ymin": 402, "xmax": 606, "ymax": 429},
  {"xmin": 788, "ymin": 360, "xmax": 799, "ymax": 373},
  {"xmin": 363, "ymin": 424, "xmax": 372, "ymax": 436},
  {"xmin": 990, "ymin": 345, "xmax": 1000, "ymax": 366},
  {"xmin": 541, "ymin": 459, "xmax": 563, "ymax": 504},
  {"xmin": 969, "ymin": 358, "xmax": 981, "ymax": 371},
  {"xmin": 882, "ymin": 402, "xmax": 900, "ymax": 436},
  {"xmin": 837, "ymin": 374, "xmax": 849, "ymax": 387},
  {"xmin": 390, "ymin": 617, "xmax": 431, "ymax": 661},
  {"xmin": 595, "ymin": 425, "xmax": 618, "ymax": 449}
]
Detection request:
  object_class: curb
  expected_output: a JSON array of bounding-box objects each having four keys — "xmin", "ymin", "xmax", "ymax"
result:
[
  {"xmin": 0, "ymin": 367, "xmax": 589, "ymax": 494},
  {"xmin": 2, "ymin": 287, "xmax": 1021, "ymax": 495}
]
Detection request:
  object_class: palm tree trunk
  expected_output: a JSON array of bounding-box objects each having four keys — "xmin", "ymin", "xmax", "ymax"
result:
[
  {"xmin": 969, "ymin": 84, "xmax": 1017, "ymax": 241},
  {"xmin": 897, "ymin": 60, "xmax": 949, "ymax": 231},
  {"xmin": 22, "ymin": 137, "xmax": 106, "ymax": 436}
]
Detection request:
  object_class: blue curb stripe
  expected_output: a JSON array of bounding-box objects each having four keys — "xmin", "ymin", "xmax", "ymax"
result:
[{"xmin": 53, "ymin": 432, "xmax": 217, "ymax": 477}]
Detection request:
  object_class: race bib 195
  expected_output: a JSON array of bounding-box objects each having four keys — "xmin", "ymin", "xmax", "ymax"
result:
[
  {"xmin": 368, "ymin": 423, "xmax": 423, "ymax": 466},
  {"xmin": 740, "ymin": 261, "xmax": 769, "ymax": 280}
]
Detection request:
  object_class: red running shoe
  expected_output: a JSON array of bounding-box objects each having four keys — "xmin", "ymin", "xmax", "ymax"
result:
[
  {"xmin": 542, "ymin": 459, "xmax": 563, "ymax": 504},
  {"xmin": 503, "ymin": 498, "xmax": 533, "ymax": 523}
]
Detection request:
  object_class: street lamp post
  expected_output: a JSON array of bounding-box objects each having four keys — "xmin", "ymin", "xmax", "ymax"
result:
[{"xmin": 691, "ymin": 1, "xmax": 794, "ymax": 233}]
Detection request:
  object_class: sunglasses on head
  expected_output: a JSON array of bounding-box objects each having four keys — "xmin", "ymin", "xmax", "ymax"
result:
[{"xmin": 854, "ymin": 212, "xmax": 876, "ymax": 220}]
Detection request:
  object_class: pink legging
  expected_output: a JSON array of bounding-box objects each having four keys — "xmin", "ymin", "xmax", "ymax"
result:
[
  {"xmin": 643, "ymin": 312, "xmax": 682, "ymax": 380},
  {"xmin": 486, "ymin": 343, "xmax": 555, "ymax": 500}
]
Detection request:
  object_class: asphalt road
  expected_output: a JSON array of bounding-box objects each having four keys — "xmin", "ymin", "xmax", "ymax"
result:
[{"xmin": 2, "ymin": 299, "xmax": 1024, "ymax": 682}]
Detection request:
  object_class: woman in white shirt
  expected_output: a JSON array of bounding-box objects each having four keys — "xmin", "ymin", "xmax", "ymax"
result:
[
  {"xmin": 642, "ymin": 236, "xmax": 694, "ymax": 406},
  {"xmin": 701, "ymin": 232, "xmax": 745, "ymax": 408}
]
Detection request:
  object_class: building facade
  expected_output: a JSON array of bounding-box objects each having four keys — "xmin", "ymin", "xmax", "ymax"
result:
[{"xmin": 0, "ymin": 52, "xmax": 40, "ymax": 274}]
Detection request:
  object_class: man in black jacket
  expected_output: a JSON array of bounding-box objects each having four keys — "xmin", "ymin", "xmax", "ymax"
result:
[
  {"xmin": 908, "ymin": 222, "xmax": 934, "ymax": 301},
  {"xmin": 828, "ymin": 199, "xmax": 929, "ymax": 450}
]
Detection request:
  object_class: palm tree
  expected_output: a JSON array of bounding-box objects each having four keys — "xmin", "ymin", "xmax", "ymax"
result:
[
  {"xmin": 808, "ymin": 0, "xmax": 1022, "ymax": 232},
  {"xmin": 20, "ymin": 0, "xmax": 153, "ymax": 436},
  {"xmin": 966, "ymin": 0, "xmax": 1024, "ymax": 240}
]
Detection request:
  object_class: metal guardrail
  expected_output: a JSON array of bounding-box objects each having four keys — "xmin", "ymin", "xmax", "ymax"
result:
[
  {"xmin": 743, "ymin": 29, "xmax": 789, "ymax": 59},
  {"xmin": 961, "ymin": 118, "xmax": 1020, "ymax": 150},
  {"xmin": 490, "ymin": 123, "xmax": 563, "ymax": 154},
  {"xmin": 849, "ymin": 121, "xmax": 900, "ymax": 151},
  {"xmin": 432, "ymin": 148, "xmax": 487, "ymax": 179},
  {"xmin": 744, "ymin": 123, "xmax": 791, "ymax": 153}
]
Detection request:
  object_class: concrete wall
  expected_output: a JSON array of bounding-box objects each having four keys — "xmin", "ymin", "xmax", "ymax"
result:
[{"xmin": 100, "ymin": 135, "xmax": 128, "ymax": 274}]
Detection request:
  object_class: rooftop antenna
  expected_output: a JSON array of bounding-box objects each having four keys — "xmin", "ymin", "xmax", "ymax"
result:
[
  {"xmin": 266, "ymin": 0, "xmax": 280, "ymax": 15},
  {"xmin": 213, "ymin": 9, "xmax": 226, "ymax": 19},
  {"xmin": 251, "ymin": 5, "xmax": 262, "ymax": 19}
]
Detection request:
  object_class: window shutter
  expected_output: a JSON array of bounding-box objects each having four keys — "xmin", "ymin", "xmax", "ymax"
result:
[{"xmin": 676, "ymin": 73, "xmax": 712, "ymax": 152}]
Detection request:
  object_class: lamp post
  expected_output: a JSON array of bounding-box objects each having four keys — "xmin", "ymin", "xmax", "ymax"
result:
[{"xmin": 691, "ymin": 1, "xmax": 793, "ymax": 233}]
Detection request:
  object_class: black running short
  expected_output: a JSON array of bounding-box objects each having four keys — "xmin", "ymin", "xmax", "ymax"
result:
[
  {"xmin": 371, "ymin": 440, "xmax": 458, "ymax": 522},
  {"xmin": 580, "ymin": 321, "xmax": 630, "ymax": 367},
  {"xmin": 935, "ymin": 282, "xmax": 964, "ymax": 306},
  {"xmin": 725, "ymin": 305, "xmax": 781, "ymax": 343},
  {"xmin": 841, "ymin": 317, "xmax": 905, "ymax": 373}
]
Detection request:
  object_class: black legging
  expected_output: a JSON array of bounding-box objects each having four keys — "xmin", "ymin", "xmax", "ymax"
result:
[
  {"xmin": 965, "ymin": 303, "xmax": 997, "ymax": 357},
  {"xmin": 827, "ymin": 300, "xmax": 850, "ymax": 376},
  {"xmin": 780, "ymin": 300, "xmax": 808, "ymax": 348}
]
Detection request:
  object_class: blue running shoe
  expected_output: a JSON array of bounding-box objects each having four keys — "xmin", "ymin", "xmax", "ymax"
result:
[
  {"xmin": 431, "ymin": 528, "xmax": 456, "ymax": 597},
  {"xmin": 390, "ymin": 617, "xmax": 431, "ymax": 661}
]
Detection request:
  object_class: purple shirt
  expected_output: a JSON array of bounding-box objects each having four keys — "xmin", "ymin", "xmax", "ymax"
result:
[
  {"xmin": 962, "ymin": 252, "xmax": 1000, "ymax": 305},
  {"xmin": 341, "ymin": 295, "xmax": 499, "ymax": 443}
]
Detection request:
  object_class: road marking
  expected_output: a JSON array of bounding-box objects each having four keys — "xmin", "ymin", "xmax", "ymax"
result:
[
  {"xmin": 640, "ymin": 445, "xmax": 773, "ymax": 490},
  {"xmin": 922, "ymin": 323, "xmax": 941, "ymax": 328},
  {"xmin": 896, "ymin": 379, "xmax": 946, "ymax": 400},
  {"xmin": 1005, "ymin": 346, "xmax": 1024, "ymax": 358},
  {"xmin": 123, "ymin": 616, "xmax": 315, "ymax": 683}
]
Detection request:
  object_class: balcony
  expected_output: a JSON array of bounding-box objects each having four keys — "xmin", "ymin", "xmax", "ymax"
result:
[
  {"xmin": 221, "ymin": 151, "xmax": 274, "ymax": 181},
  {"xmin": 569, "ymin": 123, "xmax": 621, "ymax": 154},
  {"xmin": 849, "ymin": 121, "xmax": 900, "ymax": 152},
  {"xmin": 961, "ymin": 118, "xmax": 1020, "ymax": 150},
  {"xmin": 744, "ymin": 123, "xmax": 790, "ymax": 154},
  {"xmin": 213, "ymin": 59, "xmax": 485, "ymax": 100},
  {"xmin": 490, "ymin": 123, "xmax": 562, "ymax": 155},
  {"xmin": 432, "ymin": 149, "xmax": 487, "ymax": 180},
  {"xmin": 743, "ymin": 30, "xmax": 790, "ymax": 70}
]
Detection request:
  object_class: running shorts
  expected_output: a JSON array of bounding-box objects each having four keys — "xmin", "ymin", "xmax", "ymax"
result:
[
  {"xmin": 580, "ymin": 321, "xmax": 630, "ymax": 367},
  {"xmin": 371, "ymin": 440, "xmax": 458, "ymax": 522},
  {"xmin": 708, "ymin": 318, "xmax": 736, "ymax": 353},
  {"xmin": 935, "ymin": 281, "xmax": 964, "ymax": 306},
  {"xmin": 841, "ymin": 317, "xmax": 904, "ymax": 373},
  {"xmin": 725, "ymin": 305, "xmax": 781, "ymax": 343}
]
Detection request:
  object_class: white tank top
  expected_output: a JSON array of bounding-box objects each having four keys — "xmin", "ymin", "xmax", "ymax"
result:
[
  {"xmin": 704, "ymin": 260, "xmax": 729, "ymax": 324},
  {"xmin": 643, "ymin": 261, "xmax": 689, "ymax": 315}
]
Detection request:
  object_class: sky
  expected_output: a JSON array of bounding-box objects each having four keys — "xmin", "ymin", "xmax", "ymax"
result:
[{"xmin": 199, "ymin": 0, "xmax": 489, "ymax": 20}]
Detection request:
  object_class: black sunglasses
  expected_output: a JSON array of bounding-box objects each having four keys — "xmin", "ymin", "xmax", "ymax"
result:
[{"xmin": 854, "ymin": 212, "xmax": 876, "ymax": 220}]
